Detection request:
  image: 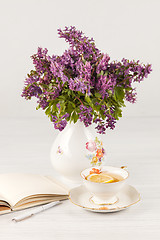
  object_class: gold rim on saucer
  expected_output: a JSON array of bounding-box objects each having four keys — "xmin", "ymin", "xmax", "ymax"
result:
[{"xmin": 69, "ymin": 185, "xmax": 141, "ymax": 212}]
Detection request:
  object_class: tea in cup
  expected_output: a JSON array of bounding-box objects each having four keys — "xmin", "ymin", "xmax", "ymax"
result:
[{"xmin": 81, "ymin": 166, "xmax": 128, "ymax": 205}]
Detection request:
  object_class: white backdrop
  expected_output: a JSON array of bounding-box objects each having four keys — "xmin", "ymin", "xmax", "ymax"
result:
[
  {"xmin": 0, "ymin": 2, "xmax": 160, "ymax": 239},
  {"xmin": 0, "ymin": 0, "xmax": 159, "ymax": 120}
]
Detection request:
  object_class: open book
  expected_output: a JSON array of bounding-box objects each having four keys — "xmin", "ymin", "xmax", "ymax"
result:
[{"xmin": 0, "ymin": 173, "xmax": 69, "ymax": 215}]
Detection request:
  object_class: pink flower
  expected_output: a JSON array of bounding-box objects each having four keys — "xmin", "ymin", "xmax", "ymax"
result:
[{"xmin": 86, "ymin": 141, "xmax": 97, "ymax": 152}]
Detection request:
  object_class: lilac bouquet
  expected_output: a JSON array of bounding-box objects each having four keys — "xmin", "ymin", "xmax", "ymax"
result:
[{"xmin": 22, "ymin": 26, "xmax": 152, "ymax": 134}]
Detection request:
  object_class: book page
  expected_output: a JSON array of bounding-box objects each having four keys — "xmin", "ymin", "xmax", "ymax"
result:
[
  {"xmin": 45, "ymin": 176, "xmax": 70, "ymax": 192},
  {"xmin": 0, "ymin": 173, "xmax": 68, "ymax": 208},
  {"xmin": 0, "ymin": 194, "xmax": 11, "ymax": 215},
  {"xmin": 0, "ymin": 206, "xmax": 11, "ymax": 215},
  {"xmin": 0, "ymin": 194, "xmax": 11, "ymax": 207},
  {"xmin": 13, "ymin": 196, "xmax": 67, "ymax": 211}
]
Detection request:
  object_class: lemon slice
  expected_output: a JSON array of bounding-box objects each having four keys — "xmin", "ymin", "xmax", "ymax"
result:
[{"xmin": 87, "ymin": 173, "xmax": 114, "ymax": 183}]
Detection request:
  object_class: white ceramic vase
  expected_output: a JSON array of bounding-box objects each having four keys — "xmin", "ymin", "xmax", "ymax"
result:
[{"xmin": 50, "ymin": 121, "xmax": 106, "ymax": 182}]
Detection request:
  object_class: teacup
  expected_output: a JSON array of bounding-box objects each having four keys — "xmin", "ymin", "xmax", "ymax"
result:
[{"xmin": 81, "ymin": 166, "xmax": 129, "ymax": 205}]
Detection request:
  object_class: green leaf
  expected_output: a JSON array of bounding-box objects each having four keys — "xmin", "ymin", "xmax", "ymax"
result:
[
  {"xmin": 114, "ymin": 86, "xmax": 125, "ymax": 103},
  {"xmin": 70, "ymin": 101, "xmax": 76, "ymax": 108},
  {"xmin": 104, "ymin": 71, "xmax": 108, "ymax": 76},
  {"xmin": 36, "ymin": 104, "xmax": 41, "ymax": 110},
  {"xmin": 85, "ymin": 95, "xmax": 91, "ymax": 103},
  {"xmin": 89, "ymin": 101, "xmax": 94, "ymax": 108},
  {"xmin": 58, "ymin": 95, "xmax": 66, "ymax": 100},
  {"xmin": 108, "ymin": 90, "xmax": 113, "ymax": 97},
  {"xmin": 45, "ymin": 107, "xmax": 51, "ymax": 116},
  {"xmin": 67, "ymin": 89, "xmax": 72, "ymax": 97},
  {"xmin": 66, "ymin": 102, "xmax": 74, "ymax": 114},
  {"xmin": 125, "ymin": 87, "xmax": 132, "ymax": 91},
  {"xmin": 39, "ymin": 83, "xmax": 48, "ymax": 89},
  {"xmin": 120, "ymin": 102, "xmax": 126, "ymax": 107},
  {"xmin": 71, "ymin": 111, "xmax": 79, "ymax": 123},
  {"xmin": 95, "ymin": 92, "xmax": 101, "ymax": 98},
  {"xmin": 48, "ymin": 83, "xmax": 52, "ymax": 90},
  {"xmin": 113, "ymin": 106, "xmax": 123, "ymax": 120},
  {"xmin": 60, "ymin": 101, "xmax": 66, "ymax": 112},
  {"xmin": 51, "ymin": 102, "xmax": 57, "ymax": 112}
]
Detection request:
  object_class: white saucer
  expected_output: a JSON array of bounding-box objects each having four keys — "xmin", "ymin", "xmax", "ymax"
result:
[{"xmin": 69, "ymin": 184, "xmax": 141, "ymax": 212}]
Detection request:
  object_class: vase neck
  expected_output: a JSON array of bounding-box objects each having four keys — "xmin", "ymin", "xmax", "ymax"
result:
[{"xmin": 67, "ymin": 120, "xmax": 84, "ymax": 129}]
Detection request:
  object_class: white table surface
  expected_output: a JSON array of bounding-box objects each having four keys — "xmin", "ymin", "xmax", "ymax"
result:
[{"xmin": 0, "ymin": 117, "xmax": 160, "ymax": 240}]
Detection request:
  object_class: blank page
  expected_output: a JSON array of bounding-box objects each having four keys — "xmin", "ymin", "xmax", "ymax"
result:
[{"xmin": 0, "ymin": 173, "xmax": 68, "ymax": 208}]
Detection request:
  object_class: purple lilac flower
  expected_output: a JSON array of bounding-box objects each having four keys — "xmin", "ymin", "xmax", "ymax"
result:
[
  {"xmin": 62, "ymin": 113, "xmax": 69, "ymax": 119},
  {"xmin": 24, "ymin": 75, "xmax": 39, "ymax": 84},
  {"xmin": 39, "ymin": 74, "xmax": 52, "ymax": 85},
  {"xmin": 94, "ymin": 114, "xmax": 116, "ymax": 134},
  {"xmin": 95, "ymin": 121, "xmax": 106, "ymax": 134},
  {"xmin": 78, "ymin": 105, "xmax": 93, "ymax": 127},
  {"xmin": 31, "ymin": 47, "xmax": 49, "ymax": 74},
  {"xmin": 58, "ymin": 26, "xmax": 101, "ymax": 63},
  {"xmin": 96, "ymin": 75, "xmax": 116, "ymax": 98},
  {"xmin": 97, "ymin": 54, "xmax": 110, "ymax": 74},
  {"xmin": 95, "ymin": 102, "xmax": 100, "ymax": 106},
  {"xmin": 69, "ymin": 77, "xmax": 88, "ymax": 93},
  {"xmin": 125, "ymin": 89, "xmax": 137, "ymax": 103},
  {"xmin": 37, "ymin": 98, "xmax": 48, "ymax": 109},
  {"xmin": 52, "ymin": 113, "xmax": 69, "ymax": 131},
  {"xmin": 68, "ymin": 59, "xmax": 92, "ymax": 94},
  {"xmin": 56, "ymin": 103, "xmax": 61, "ymax": 110},
  {"xmin": 22, "ymin": 26, "xmax": 152, "ymax": 134},
  {"xmin": 102, "ymin": 105, "xmax": 107, "ymax": 110},
  {"xmin": 46, "ymin": 87, "xmax": 60, "ymax": 100},
  {"xmin": 120, "ymin": 58, "xmax": 152, "ymax": 84},
  {"xmin": 54, "ymin": 120, "xmax": 67, "ymax": 131},
  {"xmin": 50, "ymin": 61, "xmax": 68, "ymax": 83},
  {"xmin": 60, "ymin": 48, "xmax": 79, "ymax": 74},
  {"xmin": 105, "ymin": 114, "xmax": 116, "ymax": 130},
  {"xmin": 21, "ymin": 85, "xmax": 42, "ymax": 100}
]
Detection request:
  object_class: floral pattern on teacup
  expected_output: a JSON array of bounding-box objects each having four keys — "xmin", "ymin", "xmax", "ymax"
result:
[
  {"xmin": 86, "ymin": 137, "xmax": 105, "ymax": 166},
  {"xmin": 90, "ymin": 168, "xmax": 102, "ymax": 174}
]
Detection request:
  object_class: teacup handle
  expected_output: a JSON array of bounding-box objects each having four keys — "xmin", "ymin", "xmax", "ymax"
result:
[{"xmin": 121, "ymin": 166, "xmax": 128, "ymax": 170}]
